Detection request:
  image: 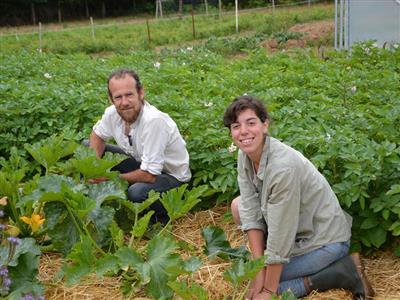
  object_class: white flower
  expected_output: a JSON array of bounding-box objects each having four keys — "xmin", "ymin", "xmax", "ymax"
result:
[
  {"xmin": 204, "ymin": 102, "xmax": 213, "ymax": 107},
  {"xmin": 154, "ymin": 62, "xmax": 161, "ymax": 69},
  {"xmin": 182, "ymin": 62, "xmax": 186, "ymax": 66},
  {"xmin": 44, "ymin": 73, "xmax": 52, "ymax": 79},
  {"xmin": 393, "ymin": 44, "xmax": 399, "ymax": 49},
  {"xmin": 364, "ymin": 47, "xmax": 370, "ymax": 54},
  {"xmin": 350, "ymin": 86, "xmax": 357, "ymax": 93},
  {"xmin": 187, "ymin": 47, "xmax": 193, "ymax": 51},
  {"xmin": 228, "ymin": 143, "xmax": 237, "ymax": 153},
  {"xmin": 346, "ymin": 66, "xmax": 351, "ymax": 70},
  {"xmin": 243, "ymin": 93, "xmax": 248, "ymax": 96},
  {"xmin": 325, "ymin": 133, "xmax": 331, "ymax": 141},
  {"xmin": 372, "ymin": 42, "xmax": 378, "ymax": 48}
]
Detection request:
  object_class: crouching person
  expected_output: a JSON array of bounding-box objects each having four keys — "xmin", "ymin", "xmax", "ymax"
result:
[
  {"xmin": 87, "ymin": 69, "xmax": 191, "ymax": 224},
  {"xmin": 224, "ymin": 96, "xmax": 374, "ymax": 299}
]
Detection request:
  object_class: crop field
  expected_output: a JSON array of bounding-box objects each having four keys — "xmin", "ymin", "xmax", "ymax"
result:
[{"xmin": 0, "ymin": 3, "xmax": 400, "ymax": 299}]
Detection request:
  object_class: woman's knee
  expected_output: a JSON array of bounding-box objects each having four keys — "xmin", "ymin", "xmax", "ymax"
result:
[{"xmin": 231, "ymin": 196, "xmax": 241, "ymax": 226}]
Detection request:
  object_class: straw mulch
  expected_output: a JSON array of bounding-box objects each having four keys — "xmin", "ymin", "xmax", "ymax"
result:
[{"xmin": 39, "ymin": 206, "xmax": 400, "ymax": 300}]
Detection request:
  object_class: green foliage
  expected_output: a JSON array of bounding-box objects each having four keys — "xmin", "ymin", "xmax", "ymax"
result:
[
  {"xmin": 0, "ymin": 5, "xmax": 333, "ymax": 55},
  {"xmin": 0, "ymin": 238, "xmax": 43, "ymax": 299},
  {"xmin": 202, "ymin": 226, "xmax": 249, "ymax": 260},
  {"xmin": 168, "ymin": 281, "xmax": 208, "ymax": 300},
  {"xmin": 66, "ymin": 146, "xmax": 124, "ymax": 181},
  {"xmin": 24, "ymin": 134, "xmax": 78, "ymax": 174},
  {"xmin": 160, "ymin": 184, "xmax": 208, "ymax": 222},
  {"xmin": 223, "ymin": 256, "xmax": 266, "ymax": 286}
]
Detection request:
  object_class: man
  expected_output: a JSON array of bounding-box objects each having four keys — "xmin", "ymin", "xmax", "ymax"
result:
[{"xmin": 89, "ymin": 69, "xmax": 191, "ymax": 223}]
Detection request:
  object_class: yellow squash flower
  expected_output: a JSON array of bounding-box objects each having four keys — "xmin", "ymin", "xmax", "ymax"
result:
[{"xmin": 20, "ymin": 213, "xmax": 45, "ymax": 233}]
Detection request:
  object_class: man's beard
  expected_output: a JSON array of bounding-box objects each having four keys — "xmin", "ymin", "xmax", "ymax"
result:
[{"xmin": 116, "ymin": 101, "xmax": 143, "ymax": 123}]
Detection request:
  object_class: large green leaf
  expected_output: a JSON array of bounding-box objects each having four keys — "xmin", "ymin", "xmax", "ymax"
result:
[
  {"xmin": 121, "ymin": 190, "xmax": 160, "ymax": 216},
  {"xmin": 183, "ymin": 256, "xmax": 203, "ymax": 273},
  {"xmin": 2, "ymin": 238, "xmax": 44, "ymax": 299},
  {"xmin": 24, "ymin": 135, "xmax": 78, "ymax": 172},
  {"xmin": 44, "ymin": 202, "xmax": 80, "ymax": 254},
  {"xmin": 202, "ymin": 226, "xmax": 249, "ymax": 260},
  {"xmin": 160, "ymin": 184, "xmax": 208, "ymax": 221},
  {"xmin": 168, "ymin": 281, "xmax": 208, "ymax": 300},
  {"xmin": 132, "ymin": 235, "xmax": 184, "ymax": 299},
  {"xmin": 67, "ymin": 146, "xmax": 123, "ymax": 181},
  {"xmin": 109, "ymin": 221, "xmax": 124, "ymax": 250},
  {"xmin": 18, "ymin": 174, "xmax": 77, "ymax": 209},
  {"xmin": 0, "ymin": 238, "xmax": 41, "ymax": 267},
  {"xmin": 223, "ymin": 256, "xmax": 266, "ymax": 286},
  {"xmin": 115, "ymin": 247, "xmax": 143, "ymax": 272},
  {"xmin": 367, "ymin": 226, "xmax": 387, "ymax": 248},
  {"xmin": 130, "ymin": 211, "xmax": 154, "ymax": 241},
  {"xmin": 62, "ymin": 236, "xmax": 96, "ymax": 286},
  {"xmin": 88, "ymin": 205, "xmax": 115, "ymax": 247},
  {"xmin": 87, "ymin": 180, "xmax": 127, "ymax": 207},
  {"xmin": 0, "ymin": 169, "xmax": 25, "ymax": 198},
  {"xmin": 8, "ymin": 252, "xmax": 43, "ymax": 299}
]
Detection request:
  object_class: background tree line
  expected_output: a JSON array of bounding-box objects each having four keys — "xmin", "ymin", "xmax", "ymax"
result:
[{"xmin": 0, "ymin": 0, "xmax": 307, "ymax": 27}]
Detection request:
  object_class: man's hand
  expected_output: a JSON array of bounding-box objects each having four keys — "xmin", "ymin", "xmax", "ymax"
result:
[
  {"xmin": 245, "ymin": 269, "xmax": 265, "ymax": 300},
  {"xmin": 88, "ymin": 177, "xmax": 109, "ymax": 184}
]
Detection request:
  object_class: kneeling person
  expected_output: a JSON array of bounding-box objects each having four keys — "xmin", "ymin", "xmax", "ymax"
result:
[{"xmin": 89, "ymin": 69, "xmax": 191, "ymax": 224}]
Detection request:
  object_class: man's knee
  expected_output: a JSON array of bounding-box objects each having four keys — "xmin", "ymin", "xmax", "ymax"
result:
[
  {"xmin": 128, "ymin": 183, "xmax": 151, "ymax": 203},
  {"xmin": 231, "ymin": 196, "xmax": 241, "ymax": 226}
]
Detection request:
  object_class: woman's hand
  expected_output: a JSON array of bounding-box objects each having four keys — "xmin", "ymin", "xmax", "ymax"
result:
[
  {"xmin": 253, "ymin": 290, "xmax": 272, "ymax": 300},
  {"xmin": 245, "ymin": 268, "xmax": 265, "ymax": 300}
]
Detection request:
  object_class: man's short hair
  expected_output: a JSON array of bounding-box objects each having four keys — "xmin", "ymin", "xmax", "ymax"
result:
[
  {"xmin": 107, "ymin": 69, "xmax": 143, "ymax": 97},
  {"xmin": 223, "ymin": 95, "xmax": 269, "ymax": 128}
]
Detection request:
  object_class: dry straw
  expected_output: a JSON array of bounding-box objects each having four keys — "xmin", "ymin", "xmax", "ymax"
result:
[{"xmin": 39, "ymin": 206, "xmax": 400, "ymax": 299}]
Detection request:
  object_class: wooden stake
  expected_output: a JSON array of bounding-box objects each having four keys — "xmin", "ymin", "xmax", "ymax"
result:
[
  {"xmin": 90, "ymin": 17, "xmax": 95, "ymax": 40},
  {"xmin": 146, "ymin": 17, "xmax": 151, "ymax": 45},
  {"xmin": 38, "ymin": 22, "xmax": 42, "ymax": 52},
  {"xmin": 191, "ymin": 8, "xmax": 196, "ymax": 39}
]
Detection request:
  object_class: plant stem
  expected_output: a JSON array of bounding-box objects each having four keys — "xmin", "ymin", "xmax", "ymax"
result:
[
  {"xmin": 128, "ymin": 212, "xmax": 139, "ymax": 248},
  {"xmin": 157, "ymin": 219, "xmax": 172, "ymax": 236},
  {"xmin": 65, "ymin": 205, "xmax": 105, "ymax": 255},
  {"xmin": 237, "ymin": 281, "xmax": 251, "ymax": 300}
]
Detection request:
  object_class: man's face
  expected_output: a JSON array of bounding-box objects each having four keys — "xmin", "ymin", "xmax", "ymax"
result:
[{"xmin": 108, "ymin": 75, "xmax": 144, "ymax": 123}]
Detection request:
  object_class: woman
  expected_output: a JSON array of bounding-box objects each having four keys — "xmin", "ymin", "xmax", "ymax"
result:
[{"xmin": 223, "ymin": 96, "xmax": 374, "ymax": 300}]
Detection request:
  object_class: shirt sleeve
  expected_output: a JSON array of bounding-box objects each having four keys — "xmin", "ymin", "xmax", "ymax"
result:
[
  {"xmin": 92, "ymin": 108, "xmax": 114, "ymax": 141},
  {"xmin": 139, "ymin": 117, "xmax": 169, "ymax": 175},
  {"xmin": 264, "ymin": 167, "xmax": 300, "ymax": 265},
  {"xmin": 237, "ymin": 153, "xmax": 267, "ymax": 233}
]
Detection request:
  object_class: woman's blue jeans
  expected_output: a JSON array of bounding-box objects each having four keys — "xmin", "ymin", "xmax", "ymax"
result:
[{"xmin": 278, "ymin": 240, "xmax": 350, "ymax": 297}]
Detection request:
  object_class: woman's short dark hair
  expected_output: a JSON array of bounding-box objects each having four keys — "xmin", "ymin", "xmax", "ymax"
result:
[
  {"xmin": 107, "ymin": 69, "xmax": 143, "ymax": 97},
  {"xmin": 223, "ymin": 95, "xmax": 269, "ymax": 128}
]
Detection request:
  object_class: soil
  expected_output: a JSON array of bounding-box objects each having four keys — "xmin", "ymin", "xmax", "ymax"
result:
[{"xmin": 261, "ymin": 20, "xmax": 334, "ymax": 52}]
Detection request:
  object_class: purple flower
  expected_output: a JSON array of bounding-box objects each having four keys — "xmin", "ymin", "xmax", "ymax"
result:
[
  {"xmin": 21, "ymin": 294, "xmax": 35, "ymax": 300},
  {"xmin": 0, "ymin": 210, "xmax": 4, "ymax": 217},
  {"xmin": 0, "ymin": 266, "xmax": 11, "ymax": 296},
  {"xmin": 20, "ymin": 293, "xmax": 45, "ymax": 300},
  {"xmin": 0, "ymin": 267, "xmax": 8, "ymax": 276},
  {"xmin": 0, "ymin": 224, "xmax": 6, "ymax": 231},
  {"xmin": 7, "ymin": 237, "xmax": 21, "ymax": 245}
]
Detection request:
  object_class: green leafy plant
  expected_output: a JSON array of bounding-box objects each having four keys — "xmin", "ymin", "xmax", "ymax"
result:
[{"xmin": 202, "ymin": 226, "xmax": 249, "ymax": 260}]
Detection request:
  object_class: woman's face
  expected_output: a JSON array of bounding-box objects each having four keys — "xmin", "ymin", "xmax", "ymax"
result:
[{"xmin": 230, "ymin": 108, "xmax": 268, "ymax": 160}]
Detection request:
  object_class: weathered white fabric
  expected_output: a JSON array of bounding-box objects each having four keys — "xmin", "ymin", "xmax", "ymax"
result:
[{"xmin": 93, "ymin": 101, "xmax": 191, "ymax": 182}]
